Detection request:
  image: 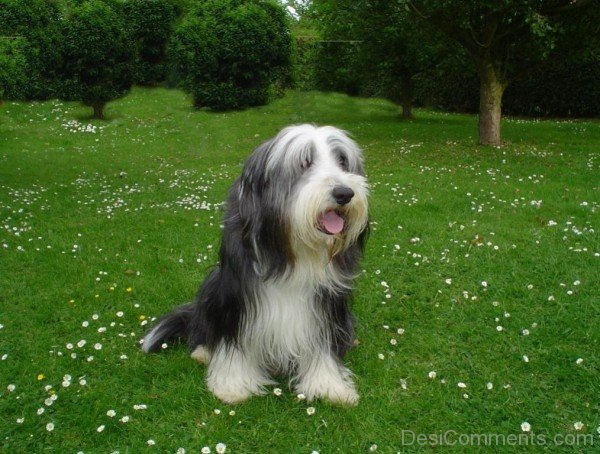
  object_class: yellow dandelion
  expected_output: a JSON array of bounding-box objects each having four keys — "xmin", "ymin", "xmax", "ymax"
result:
[{"xmin": 37, "ymin": 374, "xmax": 45, "ymax": 381}]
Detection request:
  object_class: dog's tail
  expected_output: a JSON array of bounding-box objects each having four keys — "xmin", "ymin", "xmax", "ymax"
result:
[{"xmin": 141, "ymin": 302, "xmax": 195, "ymax": 353}]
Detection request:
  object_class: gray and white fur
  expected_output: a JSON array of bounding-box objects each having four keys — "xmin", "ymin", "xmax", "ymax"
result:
[{"xmin": 142, "ymin": 124, "xmax": 369, "ymax": 405}]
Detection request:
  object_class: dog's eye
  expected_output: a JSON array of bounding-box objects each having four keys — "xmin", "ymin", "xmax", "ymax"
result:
[
  {"xmin": 337, "ymin": 153, "xmax": 349, "ymax": 171},
  {"xmin": 301, "ymin": 158, "xmax": 312, "ymax": 170}
]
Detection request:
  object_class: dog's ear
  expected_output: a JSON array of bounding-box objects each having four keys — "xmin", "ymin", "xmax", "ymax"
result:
[
  {"xmin": 235, "ymin": 139, "xmax": 294, "ymax": 276},
  {"xmin": 237, "ymin": 139, "xmax": 271, "ymax": 239}
]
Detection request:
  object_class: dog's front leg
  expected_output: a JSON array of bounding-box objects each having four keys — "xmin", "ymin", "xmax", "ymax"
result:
[
  {"xmin": 294, "ymin": 350, "xmax": 359, "ymax": 406},
  {"xmin": 205, "ymin": 342, "xmax": 274, "ymax": 404}
]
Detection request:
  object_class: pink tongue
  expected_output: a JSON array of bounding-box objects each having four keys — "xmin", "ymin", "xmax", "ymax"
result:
[{"xmin": 321, "ymin": 210, "xmax": 344, "ymax": 234}]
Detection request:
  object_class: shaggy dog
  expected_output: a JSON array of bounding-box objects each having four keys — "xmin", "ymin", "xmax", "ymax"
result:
[{"xmin": 142, "ymin": 124, "xmax": 369, "ymax": 405}]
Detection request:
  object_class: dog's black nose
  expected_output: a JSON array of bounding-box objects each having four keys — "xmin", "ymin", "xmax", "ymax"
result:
[{"xmin": 332, "ymin": 185, "xmax": 355, "ymax": 206}]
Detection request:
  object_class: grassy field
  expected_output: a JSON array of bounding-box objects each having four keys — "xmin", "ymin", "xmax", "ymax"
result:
[{"xmin": 0, "ymin": 88, "xmax": 598, "ymax": 453}]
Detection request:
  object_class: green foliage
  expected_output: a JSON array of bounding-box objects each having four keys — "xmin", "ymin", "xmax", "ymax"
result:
[
  {"xmin": 123, "ymin": 0, "xmax": 181, "ymax": 85},
  {"xmin": 0, "ymin": 0, "xmax": 62, "ymax": 100},
  {"xmin": 169, "ymin": 0, "xmax": 292, "ymax": 110},
  {"xmin": 311, "ymin": 0, "xmax": 441, "ymax": 116},
  {"xmin": 415, "ymin": 57, "xmax": 600, "ymax": 118},
  {"xmin": 0, "ymin": 37, "xmax": 29, "ymax": 101},
  {"xmin": 60, "ymin": 0, "xmax": 134, "ymax": 117},
  {"xmin": 311, "ymin": 0, "xmax": 362, "ymax": 94},
  {"xmin": 414, "ymin": 47, "xmax": 479, "ymax": 113},
  {"xmin": 291, "ymin": 36, "xmax": 319, "ymax": 90},
  {"xmin": 504, "ymin": 58, "xmax": 600, "ymax": 117},
  {"xmin": 404, "ymin": 1, "xmax": 598, "ymax": 85},
  {"xmin": 412, "ymin": 4, "xmax": 600, "ymax": 118},
  {"xmin": 308, "ymin": 0, "xmax": 599, "ymax": 121},
  {"xmin": 313, "ymin": 41, "xmax": 362, "ymax": 95}
]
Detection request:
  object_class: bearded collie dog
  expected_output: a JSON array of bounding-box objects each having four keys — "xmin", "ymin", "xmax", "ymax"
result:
[{"xmin": 142, "ymin": 124, "xmax": 369, "ymax": 405}]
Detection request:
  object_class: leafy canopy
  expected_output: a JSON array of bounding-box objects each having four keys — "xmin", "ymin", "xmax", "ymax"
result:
[
  {"xmin": 169, "ymin": 0, "xmax": 292, "ymax": 110},
  {"xmin": 61, "ymin": 0, "xmax": 134, "ymax": 111}
]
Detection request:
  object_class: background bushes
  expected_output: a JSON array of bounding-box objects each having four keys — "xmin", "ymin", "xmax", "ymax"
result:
[
  {"xmin": 60, "ymin": 0, "xmax": 134, "ymax": 118},
  {"xmin": 0, "ymin": 37, "xmax": 28, "ymax": 102},
  {"xmin": 411, "ymin": 48, "xmax": 599, "ymax": 118},
  {"xmin": 313, "ymin": 41, "xmax": 361, "ymax": 96},
  {"xmin": 502, "ymin": 56, "xmax": 600, "ymax": 118},
  {"xmin": 0, "ymin": 0, "xmax": 62, "ymax": 100},
  {"xmin": 169, "ymin": 0, "xmax": 292, "ymax": 110},
  {"xmin": 291, "ymin": 37, "xmax": 318, "ymax": 91},
  {"xmin": 1, "ymin": 0, "xmax": 596, "ymax": 118},
  {"xmin": 293, "ymin": 37, "xmax": 599, "ymax": 119},
  {"xmin": 123, "ymin": 0, "xmax": 182, "ymax": 85}
]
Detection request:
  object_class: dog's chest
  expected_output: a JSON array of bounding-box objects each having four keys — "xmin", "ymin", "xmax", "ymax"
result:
[{"xmin": 246, "ymin": 279, "xmax": 325, "ymax": 365}]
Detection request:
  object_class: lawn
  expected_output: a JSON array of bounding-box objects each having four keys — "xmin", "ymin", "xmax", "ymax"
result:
[{"xmin": 0, "ymin": 88, "xmax": 598, "ymax": 453}]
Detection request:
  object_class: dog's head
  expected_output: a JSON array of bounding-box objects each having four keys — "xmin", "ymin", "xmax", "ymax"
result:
[{"xmin": 235, "ymin": 124, "xmax": 369, "ymax": 276}]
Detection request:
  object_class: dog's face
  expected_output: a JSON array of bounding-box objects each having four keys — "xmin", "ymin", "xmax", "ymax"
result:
[
  {"xmin": 236, "ymin": 125, "xmax": 368, "ymax": 274},
  {"xmin": 280, "ymin": 126, "xmax": 368, "ymax": 256}
]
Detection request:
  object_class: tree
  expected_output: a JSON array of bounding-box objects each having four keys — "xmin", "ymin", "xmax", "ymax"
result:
[
  {"xmin": 405, "ymin": 0, "xmax": 596, "ymax": 145},
  {"xmin": 313, "ymin": 0, "xmax": 440, "ymax": 119},
  {"xmin": 411, "ymin": 3, "xmax": 600, "ymax": 118},
  {"xmin": 123, "ymin": 0, "xmax": 182, "ymax": 85},
  {"xmin": 60, "ymin": 0, "xmax": 133, "ymax": 119},
  {"xmin": 355, "ymin": 1, "xmax": 441, "ymax": 119},
  {"xmin": 311, "ymin": 1, "xmax": 365, "ymax": 96},
  {"xmin": 169, "ymin": 0, "xmax": 292, "ymax": 110}
]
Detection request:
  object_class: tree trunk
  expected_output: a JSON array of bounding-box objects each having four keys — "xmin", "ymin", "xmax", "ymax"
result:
[
  {"xmin": 477, "ymin": 63, "xmax": 505, "ymax": 146},
  {"xmin": 401, "ymin": 76, "xmax": 413, "ymax": 119},
  {"xmin": 92, "ymin": 102, "xmax": 105, "ymax": 120}
]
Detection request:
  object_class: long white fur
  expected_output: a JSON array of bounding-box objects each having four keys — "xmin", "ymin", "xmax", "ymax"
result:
[
  {"xmin": 207, "ymin": 268, "xmax": 359, "ymax": 405},
  {"xmin": 206, "ymin": 341, "xmax": 276, "ymax": 404}
]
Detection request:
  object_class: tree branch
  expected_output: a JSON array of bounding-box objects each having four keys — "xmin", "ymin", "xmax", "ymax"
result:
[
  {"xmin": 541, "ymin": 0, "xmax": 594, "ymax": 15},
  {"xmin": 405, "ymin": 0, "xmax": 430, "ymax": 20},
  {"xmin": 406, "ymin": 1, "xmax": 478, "ymax": 54},
  {"xmin": 483, "ymin": 11, "xmax": 501, "ymax": 47}
]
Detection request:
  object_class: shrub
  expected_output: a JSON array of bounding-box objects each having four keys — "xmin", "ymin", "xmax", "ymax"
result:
[
  {"xmin": 413, "ymin": 49, "xmax": 479, "ymax": 114},
  {"xmin": 123, "ymin": 0, "xmax": 181, "ymax": 85},
  {"xmin": 0, "ymin": 0, "xmax": 62, "ymax": 100},
  {"xmin": 502, "ymin": 54, "xmax": 600, "ymax": 118},
  {"xmin": 413, "ymin": 48, "xmax": 600, "ymax": 118},
  {"xmin": 290, "ymin": 36, "xmax": 318, "ymax": 91},
  {"xmin": 313, "ymin": 41, "xmax": 362, "ymax": 96},
  {"xmin": 0, "ymin": 37, "xmax": 29, "ymax": 102},
  {"xmin": 60, "ymin": 0, "xmax": 134, "ymax": 119},
  {"xmin": 169, "ymin": 0, "xmax": 292, "ymax": 110}
]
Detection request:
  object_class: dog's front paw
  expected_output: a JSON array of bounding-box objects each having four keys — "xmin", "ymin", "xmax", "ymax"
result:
[
  {"xmin": 209, "ymin": 385, "xmax": 253, "ymax": 404},
  {"xmin": 296, "ymin": 380, "xmax": 359, "ymax": 406},
  {"xmin": 320, "ymin": 385, "xmax": 359, "ymax": 406},
  {"xmin": 329, "ymin": 386, "xmax": 359, "ymax": 406}
]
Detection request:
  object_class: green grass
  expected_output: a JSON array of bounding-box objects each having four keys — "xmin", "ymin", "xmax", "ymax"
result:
[{"xmin": 0, "ymin": 88, "xmax": 598, "ymax": 453}]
